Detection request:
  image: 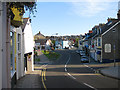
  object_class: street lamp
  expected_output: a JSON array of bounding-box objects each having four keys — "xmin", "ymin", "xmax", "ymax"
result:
[
  {"xmin": 89, "ymin": 45, "xmax": 90, "ymax": 63},
  {"xmin": 113, "ymin": 29, "xmax": 116, "ymax": 67}
]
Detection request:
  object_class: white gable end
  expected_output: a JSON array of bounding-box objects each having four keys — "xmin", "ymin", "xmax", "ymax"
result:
[{"xmin": 24, "ymin": 20, "xmax": 34, "ymax": 54}]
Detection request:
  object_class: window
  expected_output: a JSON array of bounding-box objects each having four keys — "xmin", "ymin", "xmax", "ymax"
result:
[
  {"xmin": 18, "ymin": 34, "xmax": 21, "ymax": 52},
  {"xmin": 97, "ymin": 38, "xmax": 101, "ymax": 47},
  {"xmin": 10, "ymin": 31, "xmax": 15, "ymax": 78}
]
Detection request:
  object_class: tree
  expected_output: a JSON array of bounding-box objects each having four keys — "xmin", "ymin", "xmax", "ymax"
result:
[{"xmin": 75, "ymin": 38, "xmax": 79, "ymax": 47}]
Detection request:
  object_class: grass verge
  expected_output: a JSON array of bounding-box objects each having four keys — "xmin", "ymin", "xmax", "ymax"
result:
[
  {"xmin": 41, "ymin": 50, "xmax": 60, "ymax": 61},
  {"xmin": 35, "ymin": 58, "xmax": 40, "ymax": 62}
]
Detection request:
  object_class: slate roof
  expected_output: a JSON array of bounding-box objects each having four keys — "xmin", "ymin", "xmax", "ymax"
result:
[
  {"xmin": 35, "ymin": 39, "xmax": 47, "ymax": 45},
  {"xmin": 101, "ymin": 19, "xmax": 118, "ymax": 34},
  {"xmin": 21, "ymin": 18, "xmax": 29, "ymax": 32}
]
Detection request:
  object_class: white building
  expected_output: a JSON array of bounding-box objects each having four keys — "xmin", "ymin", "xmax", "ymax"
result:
[
  {"xmin": 22, "ymin": 18, "xmax": 34, "ymax": 71},
  {"xmin": 45, "ymin": 39, "xmax": 52, "ymax": 50},
  {"xmin": 10, "ymin": 26, "xmax": 25, "ymax": 84}
]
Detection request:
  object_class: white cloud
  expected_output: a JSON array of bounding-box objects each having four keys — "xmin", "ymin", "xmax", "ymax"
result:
[
  {"xmin": 36, "ymin": 0, "xmax": 119, "ymax": 2},
  {"xmin": 70, "ymin": 1, "xmax": 111, "ymax": 17}
]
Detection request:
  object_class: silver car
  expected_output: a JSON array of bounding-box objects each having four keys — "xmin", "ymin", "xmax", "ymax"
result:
[
  {"xmin": 80, "ymin": 51, "xmax": 86, "ymax": 56},
  {"xmin": 81, "ymin": 56, "xmax": 89, "ymax": 63}
]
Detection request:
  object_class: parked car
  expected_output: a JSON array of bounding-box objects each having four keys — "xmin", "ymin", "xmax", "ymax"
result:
[
  {"xmin": 80, "ymin": 51, "xmax": 86, "ymax": 56},
  {"xmin": 81, "ymin": 55, "xmax": 89, "ymax": 63},
  {"xmin": 76, "ymin": 50, "xmax": 82, "ymax": 54}
]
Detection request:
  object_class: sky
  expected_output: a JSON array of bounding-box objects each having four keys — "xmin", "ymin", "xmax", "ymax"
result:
[{"xmin": 23, "ymin": 0, "xmax": 119, "ymax": 36}]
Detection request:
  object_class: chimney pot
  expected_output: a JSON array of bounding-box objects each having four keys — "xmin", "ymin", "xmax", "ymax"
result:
[{"xmin": 117, "ymin": 10, "xmax": 120, "ymax": 19}]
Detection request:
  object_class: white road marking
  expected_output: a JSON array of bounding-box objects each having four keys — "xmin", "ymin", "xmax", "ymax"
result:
[
  {"xmin": 67, "ymin": 73, "xmax": 76, "ymax": 80},
  {"xmin": 83, "ymin": 83, "xmax": 97, "ymax": 90},
  {"xmin": 65, "ymin": 68, "xmax": 67, "ymax": 72},
  {"xmin": 84, "ymin": 65, "xmax": 89, "ymax": 67},
  {"xmin": 64, "ymin": 54, "xmax": 77, "ymax": 80}
]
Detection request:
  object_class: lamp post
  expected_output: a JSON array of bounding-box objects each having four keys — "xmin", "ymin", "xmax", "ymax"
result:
[{"xmin": 89, "ymin": 45, "xmax": 90, "ymax": 63}]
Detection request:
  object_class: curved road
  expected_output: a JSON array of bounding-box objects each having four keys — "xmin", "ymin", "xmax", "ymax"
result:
[{"xmin": 40, "ymin": 50, "xmax": 119, "ymax": 89}]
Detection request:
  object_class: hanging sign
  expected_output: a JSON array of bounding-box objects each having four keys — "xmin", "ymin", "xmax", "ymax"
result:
[{"xmin": 10, "ymin": 6, "xmax": 24, "ymax": 27}]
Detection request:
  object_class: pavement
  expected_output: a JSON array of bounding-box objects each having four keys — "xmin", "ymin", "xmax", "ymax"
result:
[
  {"xmin": 14, "ymin": 51, "xmax": 51, "ymax": 88},
  {"xmin": 14, "ymin": 70, "xmax": 41, "ymax": 88},
  {"xmin": 99, "ymin": 66, "xmax": 120, "ymax": 80},
  {"xmin": 89, "ymin": 55, "xmax": 120, "ymax": 80}
]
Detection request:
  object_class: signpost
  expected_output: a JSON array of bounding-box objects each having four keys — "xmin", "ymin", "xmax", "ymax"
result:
[
  {"xmin": 89, "ymin": 46, "xmax": 90, "ymax": 63},
  {"xmin": 113, "ymin": 29, "xmax": 116, "ymax": 67},
  {"xmin": 113, "ymin": 44, "xmax": 116, "ymax": 67}
]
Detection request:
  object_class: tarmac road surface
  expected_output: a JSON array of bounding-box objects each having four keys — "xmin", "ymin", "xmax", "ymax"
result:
[{"xmin": 40, "ymin": 50, "xmax": 119, "ymax": 89}]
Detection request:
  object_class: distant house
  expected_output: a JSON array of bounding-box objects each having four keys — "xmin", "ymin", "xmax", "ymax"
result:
[
  {"xmin": 35, "ymin": 39, "xmax": 47, "ymax": 50},
  {"xmin": 34, "ymin": 31, "xmax": 46, "ymax": 40},
  {"xmin": 45, "ymin": 39, "xmax": 52, "ymax": 50},
  {"xmin": 55, "ymin": 39, "xmax": 63, "ymax": 50}
]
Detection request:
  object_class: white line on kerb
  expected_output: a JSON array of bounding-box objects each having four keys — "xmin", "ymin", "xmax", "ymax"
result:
[
  {"xmin": 65, "ymin": 65, "xmax": 67, "ymax": 68},
  {"xmin": 84, "ymin": 83, "xmax": 97, "ymax": 90},
  {"xmin": 84, "ymin": 65, "xmax": 89, "ymax": 67},
  {"xmin": 84, "ymin": 65, "xmax": 95, "ymax": 71}
]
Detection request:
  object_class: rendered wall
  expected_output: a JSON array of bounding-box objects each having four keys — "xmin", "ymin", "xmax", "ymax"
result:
[{"xmin": 0, "ymin": 2, "xmax": 2, "ymax": 90}]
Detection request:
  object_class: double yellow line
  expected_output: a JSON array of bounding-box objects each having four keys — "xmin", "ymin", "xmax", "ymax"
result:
[{"xmin": 41, "ymin": 68, "xmax": 47, "ymax": 90}]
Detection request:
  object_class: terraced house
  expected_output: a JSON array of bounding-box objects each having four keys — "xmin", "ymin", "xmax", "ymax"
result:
[{"xmin": 80, "ymin": 9, "xmax": 120, "ymax": 63}]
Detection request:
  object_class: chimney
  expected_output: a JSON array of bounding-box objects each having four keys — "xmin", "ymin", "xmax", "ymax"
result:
[
  {"xmin": 118, "ymin": 1, "xmax": 120, "ymax": 19},
  {"xmin": 39, "ymin": 31, "xmax": 40, "ymax": 34},
  {"xmin": 117, "ymin": 10, "xmax": 120, "ymax": 20},
  {"xmin": 107, "ymin": 17, "xmax": 111, "ymax": 22}
]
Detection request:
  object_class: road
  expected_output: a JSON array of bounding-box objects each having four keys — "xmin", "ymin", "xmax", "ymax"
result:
[{"xmin": 39, "ymin": 50, "xmax": 119, "ymax": 89}]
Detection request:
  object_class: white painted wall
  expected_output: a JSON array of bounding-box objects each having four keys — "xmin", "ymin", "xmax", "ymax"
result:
[
  {"xmin": 63, "ymin": 41, "xmax": 69, "ymax": 48},
  {"xmin": 15, "ymin": 27, "xmax": 21, "ymax": 79},
  {"xmin": 0, "ymin": 2, "xmax": 2, "ymax": 90},
  {"xmin": 2, "ymin": 2, "xmax": 11, "ymax": 88},
  {"xmin": 24, "ymin": 19, "xmax": 34, "ymax": 71},
  {"xmin": 22, "ymin": 32, "xmax": 25, "ymax": 76},
  {"xmin": 14, "ymin": 27, "xmax": 25, "ymax": 79},
  {"xmin": 24, "ymin": 20, "xmax": 34, "ymax": 54}
]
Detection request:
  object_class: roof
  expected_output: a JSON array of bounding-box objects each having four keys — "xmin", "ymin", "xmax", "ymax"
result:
[
  {"xmin": 101, "ymin": 19, "xmax": 118, "ymax": 34},
  {"xmin": 102, "ymin": 20, "xmax": 120, "ymax": 36},
  {"xmin": 35, "ymin": 39, "xmax": 47, "ymax": 45},
  {"xmin": 21, "ymin": 18, "xmax": 29, "ymax": 32},
  {"xmin": 34, "ymin": 31, "xmax": 45, "ymax": 39}
]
